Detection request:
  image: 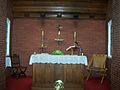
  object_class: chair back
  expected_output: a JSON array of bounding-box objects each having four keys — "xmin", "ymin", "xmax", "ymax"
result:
[
  {"xmin": 90, "ymin": 54, "xmax": 107, "ymax": 68},
  {"xmin": 11, "ymin": 54, "xmax": 20, "ymax": 67}
]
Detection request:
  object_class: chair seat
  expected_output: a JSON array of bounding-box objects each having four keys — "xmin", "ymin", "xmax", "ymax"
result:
[{"xmin": 87, "ymin": 67, "xmax": 107, "ymax": 72}]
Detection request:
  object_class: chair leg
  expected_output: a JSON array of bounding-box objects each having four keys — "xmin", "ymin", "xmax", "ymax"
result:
[
  {"xmin": 87, "ymin": 70, "xmax": 91, "ymax": 80},
  {"xmin": 21, "ymin": 71, "xmax": 26, "ymax": 77},
  {"xmin": 20, "ymin": 67, "xmax": 27, "ymax": 77},
  {"xmin": 12, "ymin": 68, "xmax": 18, "ymax": 76},
  {"xmin": 101, "ymin": 74, "xmax": 105, "ymax": 84}
]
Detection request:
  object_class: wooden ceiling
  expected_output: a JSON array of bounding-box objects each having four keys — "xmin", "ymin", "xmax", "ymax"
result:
[{"xmin": 13, "ymin": 0, "xmax": 108, "ymax": 19}]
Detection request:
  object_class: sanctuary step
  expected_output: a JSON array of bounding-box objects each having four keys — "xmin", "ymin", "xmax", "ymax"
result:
[
  {"xmin": 32, "ymin": 83, "xmax": 83, "ymax": 90},
  {"xmin": 32, "ymin": 87, "xmax": 83, "ymax": 90}
]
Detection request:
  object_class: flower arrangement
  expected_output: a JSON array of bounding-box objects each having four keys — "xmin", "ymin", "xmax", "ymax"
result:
[{"xmin": 54, "ymin": 80, "xmax": 64, "ymax": 90}]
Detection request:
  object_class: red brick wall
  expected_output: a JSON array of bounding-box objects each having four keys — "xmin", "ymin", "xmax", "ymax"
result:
[
  {"xmin": 107, "ymin": 0, "xmax": 112, "ymax": 20},
  {"xmin": 5, "ymin": 0, "xmax": 13, "ymax": 77},
  {"xmin": 111, "ymin": 0, "xmax": 120, "ymax": 90},
  {"xmin": 12, "ymin": 18, "xmax": 107, "ymax": 76},
  {"xmin": 0, "ymin": 0, "xmax": 13, "ymax": 89},
  {"xmin": 0, "ymin": 0, "xmax": 7, "ymax": 89}
]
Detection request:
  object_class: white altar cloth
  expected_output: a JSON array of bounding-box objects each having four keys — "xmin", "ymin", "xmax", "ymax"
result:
[{"xmin": 29, "ymin": 54, "xmax": 88, "ymax": 65}]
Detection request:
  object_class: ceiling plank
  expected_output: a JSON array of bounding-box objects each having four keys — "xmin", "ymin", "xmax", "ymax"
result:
[
  {"xmin": 13, "ymin": 6, "xmax": 106, "ymax": 14},
  {"xmin": 13, "ymin": 0, "xmax": 108, "ymax": 3},
  {"xmin": 13, "ymin": 0, "xmax": 108, "ymax": 19},
  {"xmin": 13, "ymin": 1, "xmax": 107, "ymax": 8}
]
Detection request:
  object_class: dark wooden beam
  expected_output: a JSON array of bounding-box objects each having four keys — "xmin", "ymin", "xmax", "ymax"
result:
[
  {"xmin": 13, "ymin": 1, "xmax": 107, "ymax": 6},
  {"xmin": 13, "ymin": 0, "xmax": 108, "ymax": 19},
  {"xmin": 13, "ymin": 6, "xmax": 106, "ymax": 14}
]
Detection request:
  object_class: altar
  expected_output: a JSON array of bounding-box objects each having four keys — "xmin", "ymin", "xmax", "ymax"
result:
[{"xmin": 29, "ymin": 54, "xmax": 88, "ymax": 90}]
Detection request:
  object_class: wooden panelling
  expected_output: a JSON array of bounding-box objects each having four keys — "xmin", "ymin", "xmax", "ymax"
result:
[
  {"xmin": 64, "ymin": 64, "xmax": 84, "ymax": 84},
  {"xmin": 13, "ymin": 6, "xmax": 106, "ymax": 14},
  {"xmin": 13, "ymin": 0, "xmax": 108, "ymax": 19},
  {"xmin": 33, "ymin": 63, "xmax": 54, "ymax": 84},
  {"xmin": 32, "ymin": 63, "xmax": 85, "ymax": 90}
]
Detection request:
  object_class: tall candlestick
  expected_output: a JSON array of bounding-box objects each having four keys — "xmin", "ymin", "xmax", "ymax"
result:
[{"xmin": 42, "ymin": 30, "xmax": 44, "ymax": 36}]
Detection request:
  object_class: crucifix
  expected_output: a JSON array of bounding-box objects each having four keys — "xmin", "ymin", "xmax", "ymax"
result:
[
  {"xmin": 54, "ymin": 25, "xmax": 64, "ymax": 44},
  {"xmin": 56, "ymin": 25, "xmax": 62, "ymax": 39}
]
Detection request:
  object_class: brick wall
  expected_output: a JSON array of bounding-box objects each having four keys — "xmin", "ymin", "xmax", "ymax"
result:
[
  {"xmin": 0, "ymin": 0, "xmax": 13, "ymax": 89},
  {"xmin": 6, "ymin": 0, "xmax": 13, "ymax": 55},
  {"xmin": 0, "ymin": 0, "xmax": 7, "ymax": 89},
  {"xmin": 111, "ymin": 0, "xmax": 120, "ymax": 90},
  {"xmin": 106, "ymin": 0, "xmax": 112, "ymax": 80},
  {"xmin": 5, "ymin": 0, "xmax": 13, "ymax": 77},
  {"xmin": 12, "ymin": 18, "xmax": 107, "ymax": 76},
  {"xmin": 107, "ymin": 0, "xmax": 112, "ymax": 20}
]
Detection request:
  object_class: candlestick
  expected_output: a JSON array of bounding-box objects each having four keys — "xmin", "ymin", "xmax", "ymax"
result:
[
  {"xmin": 42, "ymin": 30, "xmax": 44, "ymax": 36},
  {"xmin": 41, "ymin": 29, "xmax": 44, "ymax": 48}
]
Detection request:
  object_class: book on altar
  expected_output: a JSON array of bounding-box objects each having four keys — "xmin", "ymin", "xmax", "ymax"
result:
[{"xmin": 66, "ymin": 45, "xmax": 76, "ymax": 51}]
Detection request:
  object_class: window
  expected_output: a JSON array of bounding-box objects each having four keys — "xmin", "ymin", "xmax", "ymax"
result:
[
  {"xmin": 5, "ymin": 18, "xmax": 11, "ymax": 67},
  {"xmin": 108, "ymin": 20, "xmax": 112, "ymax": 58}
]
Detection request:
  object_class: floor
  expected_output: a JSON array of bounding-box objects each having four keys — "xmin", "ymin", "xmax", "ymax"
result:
[{"xmin": 5, "ymin": 76, "xmax": 110, "ymax": 90}]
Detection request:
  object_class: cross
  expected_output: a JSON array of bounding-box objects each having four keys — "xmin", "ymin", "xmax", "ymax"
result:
[{"xmin": 56, "ymin": 25, "xmax": 62, "ymax": 31}]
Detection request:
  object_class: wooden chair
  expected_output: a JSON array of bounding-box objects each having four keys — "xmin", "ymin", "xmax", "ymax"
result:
[
  {"xmin": 11, "ymin": 54, "xmax": 27, "ymax": 78},
  {"xmin": 86, "ymin": 54, "xmax": 107, "ymax": 84}
]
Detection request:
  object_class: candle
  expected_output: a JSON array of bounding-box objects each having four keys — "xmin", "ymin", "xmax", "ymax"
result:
[
  {"xmin": 58, "ymin": 31, "xmax": 61, "ymax": 35},
  {"xmin": 74, "ymin": 32, "xmax": 76, "ymax": 39},
  {"xmin": 74, "ymin": 32, "xmax": 77, "ymax": 43},
  {"xmin": 42, "ymin": 30, "xmax": 44, "ymax": 36},
  {"xmin": 41, "ymin": 43, "xmax": 43, "ymax": 47}
]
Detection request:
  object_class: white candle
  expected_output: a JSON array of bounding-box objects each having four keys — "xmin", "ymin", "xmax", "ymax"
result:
[
  {"xmin": 42, "ymin": 30, "xmax": 44, "ymax": 36},
  {"xmin": 58, "ymin": 31, "xmax": 61, "ymax": 35},
  {"xmin": 74, "ymin": 32, "xmax": 76, "ymax": 38},
  {"xmin": 74, "ymin": 32, "xmax": 77, "ymax": 43}
]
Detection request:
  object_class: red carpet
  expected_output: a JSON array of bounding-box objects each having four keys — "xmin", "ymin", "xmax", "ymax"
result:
[
  {"xmin": 84, "ymin": 77, "xmax": 110, "ymax": 90},
  {"xmin": 6, "ymin": 76, "xmax": 32, "ymax": 90},
  {"xmin": 6, "ymin": 76, "xmax": 110, "ymax": 90}
]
